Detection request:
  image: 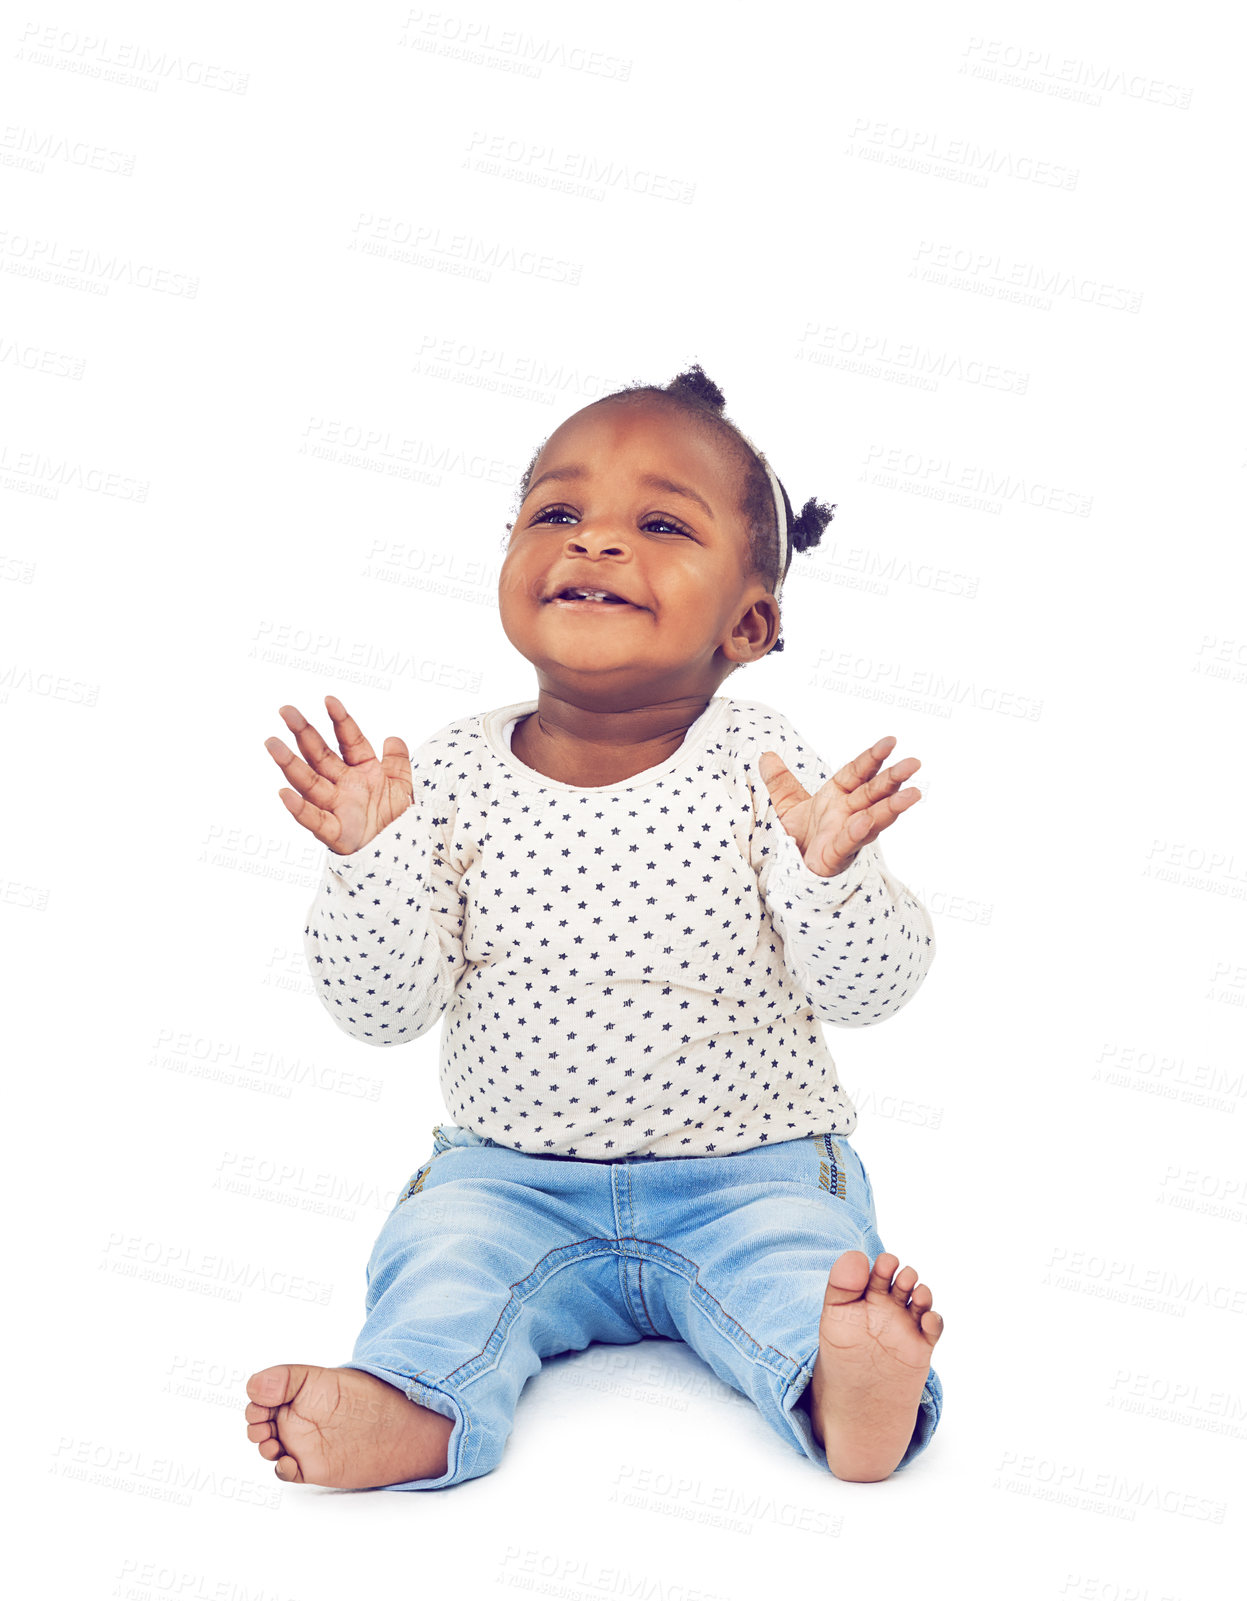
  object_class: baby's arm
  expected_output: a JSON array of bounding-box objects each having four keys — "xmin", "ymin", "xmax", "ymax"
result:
[
  {"xmin": 748, "ymin": 712, "xmax": 935, "ymax": 1027},
  {"xmin": 303, "ymin": 799, "xmax": 467, "ymax": 1045}
]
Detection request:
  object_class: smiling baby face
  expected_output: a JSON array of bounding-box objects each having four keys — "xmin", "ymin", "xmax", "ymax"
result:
[{"xmin": 498, "ymin": 393, "xmax": 780, "ymax": 705}]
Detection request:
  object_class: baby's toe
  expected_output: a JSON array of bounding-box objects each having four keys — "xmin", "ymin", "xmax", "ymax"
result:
[
  {"xmin": 908, "ymin": 1281, "xmax": 933, "ymax": 1319},
  {"xmin": 257, "ymin": 1437, "xmax": 283, "ymax": 1461},
  {"xmin": 918, "ymin": 1308, "xmax": 944, "ymax": 1346},
  {"xmin": 891, "ymin": 1265, "xmax": 919, "ymax": 1304},
  {"xmin": 867, "ymin": 1252, "xmax": 900, "ymax": 1295},
  {"xmin": 246, "ymin": 1363, "xmax": 309, "ymax": 1411},
  {"xmin": 247, "ymin": 1419, "xmax": 275, "ymax": 1444},
  {"xmin": 825, "ymin": 1249, "xmax": 871, "ymax": 1297}
]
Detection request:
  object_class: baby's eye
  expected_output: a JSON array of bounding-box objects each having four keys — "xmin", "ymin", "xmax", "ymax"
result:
[{"xmin": 528, "ymin": 506, "xmax": 693, "ymax": 537}]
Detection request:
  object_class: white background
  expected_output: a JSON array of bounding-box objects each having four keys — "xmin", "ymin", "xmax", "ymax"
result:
[{"xmin": 4, "ymin": 1, "xmax": 1244, "ymax": 1596}]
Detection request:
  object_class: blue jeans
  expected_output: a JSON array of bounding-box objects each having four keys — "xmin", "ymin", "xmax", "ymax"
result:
[{"xmin": 343, "ymin": 1123, "xmax": 943, "ymax": 1489}]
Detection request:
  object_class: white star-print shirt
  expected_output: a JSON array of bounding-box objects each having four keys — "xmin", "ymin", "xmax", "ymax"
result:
[{"xmin": 302, "ymin": 696, "xmax": 935, "ymax": 1160}]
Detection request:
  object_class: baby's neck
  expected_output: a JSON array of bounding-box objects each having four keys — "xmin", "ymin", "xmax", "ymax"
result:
[{"xmin": 510, "ymin": 693, "xmax": 714, "ymax": 787}]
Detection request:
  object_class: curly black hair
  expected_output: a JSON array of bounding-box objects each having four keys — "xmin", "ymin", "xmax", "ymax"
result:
[{"xmin": 505, "ymin": 362, "xmax": 835, "ymax": 654}]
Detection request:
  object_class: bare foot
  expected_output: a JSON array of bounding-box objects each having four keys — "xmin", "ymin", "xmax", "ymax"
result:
[
  {"xmin": 244, "ymin": 1363, "xmax": 453, "ymax": 1487},
  {"xmin": 801, "ymin": 1250, "xmax": 944, "ymax": 1482}
]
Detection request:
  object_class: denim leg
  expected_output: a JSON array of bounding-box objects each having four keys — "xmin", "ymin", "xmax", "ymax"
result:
[
  {"xmin": 344, "ymin": 1134, "xmax": 650, "ymax": 1489},
  {"xmin": 623, "ymin": 1135, "xmax": 943, "ymax": 1475}
]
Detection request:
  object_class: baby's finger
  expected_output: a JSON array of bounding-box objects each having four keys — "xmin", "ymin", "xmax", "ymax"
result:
[
  {"xmin": 324, "ymin": 694, "xmax": 378, "ymax": 766},
  {"xmin": 276, "ymin": 787, "xmax": 344, "ymax": 850},
  {"xmin": 379, "ymin": 733, "xmax": 413, "ymax": 782},
  {"xmin": 830, "ymin": 735, "xmax": 897, "ymax": 796},
  {"xmin": 264, "ymin": 735, "xmax": 338, "ymax": 812},
  {"xmin": 278, "ymin": 704, "xmax": 348, "ymax": 784},
  {"xmin": 851, "ymin": 787, "xmax": 923, "ymax": 846},
  {"xmin": 844, "ymin": 756, "xmax": 921, "ymax": 816},
  {"xmin": 758, "ymin": 750, "xmax": 810, "ymax": 810}
]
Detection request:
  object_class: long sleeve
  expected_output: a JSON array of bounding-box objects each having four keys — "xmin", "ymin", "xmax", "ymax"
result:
[
  {"xmin": 302, "ymin": 799, "xmax": 467, "ymax": 1046},
  {"xmin": 747, "ymin": 711, "xmax": 936, "ymax": 1028}
]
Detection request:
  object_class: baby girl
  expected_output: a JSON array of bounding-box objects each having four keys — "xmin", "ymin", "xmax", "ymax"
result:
[{"xmin": 244, "ymin": 362, "xmax": 945, "ymax": 1490}]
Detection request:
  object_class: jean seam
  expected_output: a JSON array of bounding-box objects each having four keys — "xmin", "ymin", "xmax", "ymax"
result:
[
  {"xmin": 623, "ymin": 1165, "xmax": 660, "ymax": 1335},
  {"xmin": 624, "ymin": 1239, "xmax": 802, "ymax": 1377},
  {"xmin": 619, "ymin": 1168, "xmax": 641, "ymax": 1329},
  {"xmin": 610, "ymin": 1165, "xmax": 646, "ymax": 1334},
  {"xmin": 436, "ymin": 1238, "xmax": 652, "ymax": 1387},
  {"xmin": 415, "ymin": 1233, "xmax": 797, "ymax": 1388}
]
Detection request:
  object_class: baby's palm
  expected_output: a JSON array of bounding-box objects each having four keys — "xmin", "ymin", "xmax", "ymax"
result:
[
  {"xmin": 759, "ymin": 735, "xmax": 922, "ymax": 877},
  {"xmin": 264, "ymin": 695, "xmax": 413, "ymax": 855}
]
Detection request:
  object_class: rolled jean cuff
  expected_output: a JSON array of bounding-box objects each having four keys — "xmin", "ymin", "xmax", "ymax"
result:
[
  {"xmin": 780, "ymin": 1358, "xmax": 943, "ymax": 1475},
  {"xmin": 897, "ymin": 1367, "xmax": 942, "ymax": 1471},
  {"xmin": 336, "ymin": 1361, "xmax": 477, "ymax": 1491}
]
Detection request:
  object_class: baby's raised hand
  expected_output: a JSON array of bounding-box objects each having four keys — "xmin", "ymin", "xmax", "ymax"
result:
[
  {"xmin": 759, "ymin": 736, "xmax": 922, "ymax": 878},
  {"xmin": 263, "ymin": 695, "xmax": 413, "ymax": 855}
]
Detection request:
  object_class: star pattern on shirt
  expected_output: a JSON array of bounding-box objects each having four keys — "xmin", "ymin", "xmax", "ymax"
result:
[{"xmin": 303, "ymin": 698, "xmax": 935, "ymax": 1160}]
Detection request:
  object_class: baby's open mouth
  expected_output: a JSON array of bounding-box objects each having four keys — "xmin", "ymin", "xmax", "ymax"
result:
[{"xmin": 546, "ymin": 587, "xmax": 634, "ymax": 606}]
